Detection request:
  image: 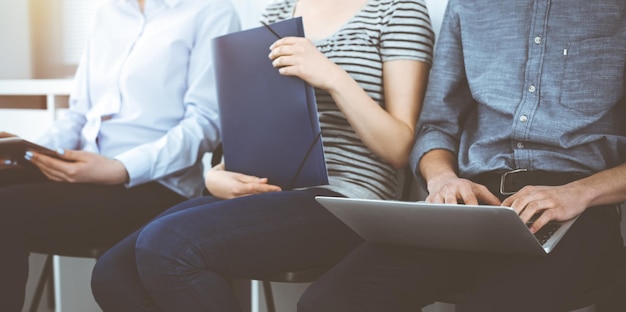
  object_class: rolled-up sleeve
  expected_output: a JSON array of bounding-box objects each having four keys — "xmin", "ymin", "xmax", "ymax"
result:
[{"xmin": 409, "ymin": 0, "xmax": 473, "ymax": 178}]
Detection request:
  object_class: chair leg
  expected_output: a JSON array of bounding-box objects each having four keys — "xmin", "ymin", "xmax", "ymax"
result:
[
  {"xmin": 263, "ymin": 280, "xmax": 277, "ymax": 312},
  {"xmin": 29, "ymin": 254, "xmax": 53, "ymax": 312}
]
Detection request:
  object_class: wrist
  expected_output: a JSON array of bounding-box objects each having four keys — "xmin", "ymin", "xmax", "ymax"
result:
[
  {"xmin": 426, "ymin": 171, "xmax": 457, "ymax": 192},
  {"xmin": 114, "ymin": 159, "xmax": 130, "ymax": 184},
  {"xmin": 568, "ymin": 178, "xmax": 603, "ymax": 208},
  {"xmin": 324, "ymin": 65, "xmax": 352, "ymax": 94}
]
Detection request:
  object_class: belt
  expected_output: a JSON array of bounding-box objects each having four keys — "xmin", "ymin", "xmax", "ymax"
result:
[{"xmin": 472, "ymin": 169, "xmax": 586, "ymax": 196}]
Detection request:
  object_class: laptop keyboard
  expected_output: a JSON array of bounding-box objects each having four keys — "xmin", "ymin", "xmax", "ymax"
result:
[{"xmin": 528, "ymin": 222, "xmax": 562, "ymax": 245}]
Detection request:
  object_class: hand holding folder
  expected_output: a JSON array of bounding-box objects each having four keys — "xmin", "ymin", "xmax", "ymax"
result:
[{"xmin": 212, "ymin": 18, "xmax": 328, "ymax": 190}]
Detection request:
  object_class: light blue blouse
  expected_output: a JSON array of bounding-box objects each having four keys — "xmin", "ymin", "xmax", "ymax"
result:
[{"xmin": 38, "ymin": 0, "xmax": 241, "ymax": 198}]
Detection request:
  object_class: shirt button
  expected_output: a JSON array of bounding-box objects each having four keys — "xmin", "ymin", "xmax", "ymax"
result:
[
  {"xmin": 519, "ymin": 115, "xmax": 528, "ymax": 122},
  {"xmin": 528, "ymin": 85, "xmax": 536, "ymax": 93},
  {"xmin": 517, "ymin": 142, "xmax": 525, "ymax": 149},
  {"xmin": 534, "ymin": 36, "xmax": 542, "ymax": 44}
]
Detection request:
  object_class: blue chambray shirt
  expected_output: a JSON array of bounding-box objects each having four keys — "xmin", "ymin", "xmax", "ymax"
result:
[{"xmin": 411, "ymin": 0, "xmax": 626, "ymax": 180}]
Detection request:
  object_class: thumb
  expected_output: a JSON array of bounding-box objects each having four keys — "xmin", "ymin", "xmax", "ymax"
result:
[
  {"xmin": 237, "ymin": 174, "xmax": 267, "ymax": 184},
  {"xmin": 54, "ymin": 149, "xmax": 81, "ymax": 162}
]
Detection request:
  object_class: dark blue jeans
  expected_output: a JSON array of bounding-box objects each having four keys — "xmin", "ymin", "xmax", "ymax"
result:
[
  {"xmin": 91, "ymin": 188, "xmax": 362, "ymax": 312},
  {"xmin": 0, "ymin": 166, "xmax": 184, "ymax": 312},
  {"xmin": 298, "ymin": 205, "xmax": 623, "ymax": 312}
]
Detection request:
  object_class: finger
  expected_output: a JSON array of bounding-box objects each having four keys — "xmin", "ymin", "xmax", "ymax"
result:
[
  {"xmin": 528, "ymin": 209, "xmax": 555, "ymax": 234},
  {"xmin": 508, "ymin": 194, "xmax": 529, "ymax": 215},
  {"xmin": 269, "ymin": 36, "xmax": 301, "ymax": 50},
  {"xmin": 458, "ymin": 187, "xmax": 479, "ymax": 205},
  {"xmin": 470, "ymin": 184, "xmax": 500, "ymax": 206},
  {"xmin": 269, "ymin": 45, "xmax": 294, "ymax": 60},
  {"xmin": 28, "ymin": 152, "xmax": 78, "ymax": 182},
  {"xmin": 277, "ymin": 65, "xmax": 301, "ymax": 77},
  {"xmin": 28, "ymin": 148, "xmax": 72, "ymax": 165},
  {"xmin": 253, "ymin": 183, "xmax": 281, "ymax": 194},
  {"xmin": 55, "ymin": 149, "xmax": 83, "ymax": 162},
  {"xmin": 517, "ymin": 200, "xmax": 542, "ymax": 224},
  {"xmin": 501, "ymin": 185, "xmax": 534, "ymax": 207},
  {"xmin": 272, "ymin": 55, "xmax": 296, "ymax": 69},
  {"xmin": 425, "ymin": 193, "xmax": 443, "ymax": 203},
  {"xmin": 27, "ymin": 151, "xmax": 56, "ymax": 168},
  {"xmin": 234, "ymin": 183, "xmax": 280, "ymax": 197},
  {"xmin": 236, "ymin": 174, "xmax": 267, "ymax": 184},
  {"xmin": 518, "ymin": 198, "xmax": 555, "ymax": 225},
  {"xmin": 35, "ymin": 164, "xmax": 66, "ymax": 182},
  {"xmin": 507, "ymin": 186, "xmax": 547, "ymax": 216},
  {"xmin": 442, "ymin": 188, "xmax": 458, "ymax": 204},
  {"xmin": 506, "ymin": 193, "xmax": 533, "ymax": 215},
  {"xmin": 29, "ymin": 152, "xmax": 72, "ymax": 173},
  {"xmin": 501, "ymin": 191, "xmax": 522, "ymax": 207}
]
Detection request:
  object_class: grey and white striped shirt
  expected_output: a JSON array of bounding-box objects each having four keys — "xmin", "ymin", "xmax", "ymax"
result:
[{"xmin": 263, "ymin": 0, "xmax": 434, "ymax": 199}]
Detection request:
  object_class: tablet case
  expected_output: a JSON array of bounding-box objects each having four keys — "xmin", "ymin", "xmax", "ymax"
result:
[
  {"xmin": 0, "ymin": 136, "xmax": 62, "ymax": 166},
  {"xmin": 212, "ymin": 17, "xmax": 328, "ymax": 189}
]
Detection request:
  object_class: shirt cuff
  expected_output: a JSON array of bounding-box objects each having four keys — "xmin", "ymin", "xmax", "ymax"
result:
[
  {"xmin": 410, "ymin": 129, "xmax": 459, "ymax": 181},
  {"xmin": 115, "ymin": 150, "xmax": 151, "ymax": 188}
]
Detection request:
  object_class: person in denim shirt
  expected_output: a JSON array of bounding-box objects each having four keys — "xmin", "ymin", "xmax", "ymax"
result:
[{"xmin": 298, "ymin": 1, "xmax": 626, "ymax": 311}]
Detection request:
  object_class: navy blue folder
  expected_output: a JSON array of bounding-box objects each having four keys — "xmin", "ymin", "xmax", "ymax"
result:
[{"xmin": 212, "ymin": 17, "xmax": 328, "ymax": 189}]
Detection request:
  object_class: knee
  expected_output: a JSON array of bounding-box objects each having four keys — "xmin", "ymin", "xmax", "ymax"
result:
[
  {"xmin": 134, "ymin": 219, "xmax": 205, "ymax": 279},
  {"xmin": 134, "ymin": 218, "xmax": 187, "ymax": 261},
  {"xmin": 135, "ymin": 216, "xmax": 238, "ymax": 288},
  {"xmin": 91, "ymin": 251, "xmax": 126, "ymax": 307}
]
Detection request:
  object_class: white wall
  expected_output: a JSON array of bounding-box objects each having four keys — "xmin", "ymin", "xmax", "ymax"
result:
[
  {"xmin": 0, "ymin": 0, "xmax": 445, "ymax": 82},
  {"xmin": 425, "ymin": 0, "xmax": 447, "ymax": 37},
  {"xmin": 0, "ymin": 0, "xmax": 447, "ymax": 80},
  {"xmin": 0, "ymin": 1, "xmax": 32, "ymax": 79},
  {"xmin": 230, "ymin": 0, "xmax": 275, "ymax": 30}
]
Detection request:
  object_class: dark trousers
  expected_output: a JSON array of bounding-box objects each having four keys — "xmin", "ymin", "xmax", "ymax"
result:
[
  {"xmin": 91, "ymin": 188, "xmax": 362, "ymax": 312},
  {"xmin": 299, "ymin": 203, "xmax": 622, "ymax": 312},
  {"xmin": 0, "ymin": 166, "xmax": 185, "ymax": 312}
]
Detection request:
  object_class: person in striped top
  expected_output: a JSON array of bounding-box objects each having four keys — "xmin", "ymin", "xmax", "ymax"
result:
[{"xmin": 91, "ymin": 0, "xmax": 434, "ymax": 310}]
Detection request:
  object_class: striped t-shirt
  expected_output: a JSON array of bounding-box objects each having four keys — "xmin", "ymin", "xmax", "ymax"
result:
[{"xmin": 262, "ymin": 0, "xmax": 434, "ymax": 199}]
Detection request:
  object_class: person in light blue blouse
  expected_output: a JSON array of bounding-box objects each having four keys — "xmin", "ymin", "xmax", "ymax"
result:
[
  {"xmin": 0, "ymin": 0, "xmax": 239, "ymax": 310},
  {"xmin": 298, "ymin": 0, "xmax": 626, "ymax": 311}
]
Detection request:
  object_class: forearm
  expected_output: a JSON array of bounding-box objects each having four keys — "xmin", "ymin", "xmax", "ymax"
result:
[
  {"xmin": 327, "ymin": 61, "xmax": 428, "ymax": 168},
  {"xmin": 117, "ymin": 113, "xmax": 218, "ymax": 187},
  {"xmin": 327, "ymin": 79, "xmax": 411, "ymax": 167},
  {"xmin": 419, "ymin": 149, "xmax": 458, "ymax": 184},
  {"xmin": 569, "ymin": 162, "xmax": 626, "ymax": 207}
]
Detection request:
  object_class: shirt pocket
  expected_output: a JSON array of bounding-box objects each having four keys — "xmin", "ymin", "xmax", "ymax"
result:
[{"xmin": 559, "ymin": 36, "xmax": 626, "ymax": 115}]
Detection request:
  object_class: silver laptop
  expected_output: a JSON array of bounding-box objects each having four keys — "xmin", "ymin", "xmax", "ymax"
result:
[{"xmin": 315, "ymin": 196, "xmax": 579, "ymax": 256}]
